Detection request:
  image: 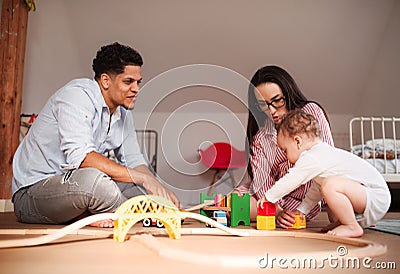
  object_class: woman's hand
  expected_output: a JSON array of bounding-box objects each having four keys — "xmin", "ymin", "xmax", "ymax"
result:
[{"xmin": 231, "ymin": 189, "xmax": 241, "ymax": 196}]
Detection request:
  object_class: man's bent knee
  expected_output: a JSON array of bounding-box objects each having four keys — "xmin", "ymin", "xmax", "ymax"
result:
[
  {"xmin": 67, "ymin": 168, "xmax": 124, "ymax": 213},
  {"xmin": 66, "ymin": 168, "xmax": 107, "ymax": 189}
]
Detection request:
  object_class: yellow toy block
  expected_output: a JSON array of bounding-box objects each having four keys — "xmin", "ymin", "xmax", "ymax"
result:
[
  {"xmin": 290, "ymin": 214, "xmax": 306, "ymax": 229},
  {"xmin": 256, "ymin": 215, "xmax": 275, "ymax": 230}
]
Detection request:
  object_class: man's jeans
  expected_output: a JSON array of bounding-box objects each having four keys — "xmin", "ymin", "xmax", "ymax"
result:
[{"xmin": 13, "ymin": 168, "xmax": 146, "ymax": 224}]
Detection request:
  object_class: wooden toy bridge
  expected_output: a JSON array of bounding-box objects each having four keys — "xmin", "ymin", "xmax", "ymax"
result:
[{"xmin": 114, "ymin": 195, "xmax": 182, "ymax": 241}]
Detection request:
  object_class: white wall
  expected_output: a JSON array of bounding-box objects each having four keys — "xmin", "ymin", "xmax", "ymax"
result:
[
  {"xmin": 22, "ymin": 1, "xmax": 88, "ymax": 112},
  {"xmin": 19, "ymin": 0, "xmax": 399, "ymax": 206},
  {"xmin": 22, "ymin": 0, "xmax": 399, "ymax": 115},
  {"xmin": 358, "ymin": 0, "xmax": 400, "ymax": 117},
  {"xmin": 134, "ymin": 111, "xmax": 248, "ymax": 206}
]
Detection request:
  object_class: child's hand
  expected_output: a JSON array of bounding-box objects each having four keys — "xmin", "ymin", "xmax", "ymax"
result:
[
  {"xmin": 257, "ymin": 196, "xmax": 267, "ymax": 209},
  {"xmin": 276, "ymin": 209, "xmax": 296, "ymax": 229}
]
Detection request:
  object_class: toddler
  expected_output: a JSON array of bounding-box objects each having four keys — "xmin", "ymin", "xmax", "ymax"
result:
[{"xmin": 258, "ymin": 110, "xmax": 391, "ymax": 237}]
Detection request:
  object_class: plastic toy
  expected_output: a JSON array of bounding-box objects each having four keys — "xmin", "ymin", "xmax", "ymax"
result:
[
  {"xmin": 114, "ymin": 195, "xmax": 182, "ymax": 241},
  {"xmin": 289, "ymin": 213, "xmax": 306, "ymax": 229},
  {"xmin": 206, "ymin": 210, "xmax": 228, "ymax": 227},
  {"xmin": 257, "ymin": 201, "xmax": 276, "ymax": 216},
  {"xmin": 230, "ymin": 193, "xmax": 250, "ymax": 226},
  {"xmin": 200, "ymin": 192, "xmax": 250, "ymax": 227},
  {"xmin": 142, "ymin": 218, "xmax": 164, "ymax": 228},
  {"xmin": 256, "ymin": 201, "xmax": 276, "ymax": 230},
  {"xmin": 200, "ymin": 192, "xmax": 216, "ymax": 219},
  {"xmin": 256, "ymin": 216, "xmax": 276, "ymax": 230}
]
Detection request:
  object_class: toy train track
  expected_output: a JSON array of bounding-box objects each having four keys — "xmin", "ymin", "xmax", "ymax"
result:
[{"xmin": 0, "ymin": 195, "xmax": 387, "ymax": 268}]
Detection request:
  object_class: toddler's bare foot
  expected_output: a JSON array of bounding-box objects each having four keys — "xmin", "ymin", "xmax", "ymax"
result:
[
  {"xmin": 321, "ymin": 221, "xmax": 340, "ymax": 232},
  {"xmin": 327, "ymin": 223, "xmax": 364, "ymax": 238},
  {"xmin": 89, "ymin": 219, "xmax": 114, "ymax": 228}
]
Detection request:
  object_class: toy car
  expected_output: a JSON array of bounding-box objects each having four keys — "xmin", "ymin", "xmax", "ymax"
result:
[
  {"xmin": 206, "ymin": 210, "xmax": 228, "ymax": 227},
  {"xmin": 142, "ymin": 218, "xmax": 164, "ymax": 228}
]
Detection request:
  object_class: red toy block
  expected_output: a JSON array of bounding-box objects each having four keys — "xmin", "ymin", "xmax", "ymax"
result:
[{"xmin": 257, "ymin": 201, "xmax": 276, "ymax": 216}]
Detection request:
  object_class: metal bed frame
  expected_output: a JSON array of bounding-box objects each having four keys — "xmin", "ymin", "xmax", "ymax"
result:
[
  {"xmin": 135, "ymin": 129, "xmax": 158, "ymax": 173},
  {"xmin": 349, "ymin": 117, "xmax": 400, "ymax": 183}
]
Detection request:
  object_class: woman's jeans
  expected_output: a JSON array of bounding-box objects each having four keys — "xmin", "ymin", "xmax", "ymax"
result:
[{"xmin": 13, "ymin": 168, "xmax": 146, "ymax": 224}]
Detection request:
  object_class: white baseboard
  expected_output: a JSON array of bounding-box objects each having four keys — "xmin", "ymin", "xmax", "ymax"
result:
[{"xmin": 0, "ymin": 199, "xmax": 14, "ymax": 212}]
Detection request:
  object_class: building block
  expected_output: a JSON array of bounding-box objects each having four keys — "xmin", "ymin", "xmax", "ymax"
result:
[
  {"xmin": 257, "ymin": 215, "xmax": 276, "ymax": 230},
  {"xmin": 200, "ymin": 192, "xmax": 216, "ymax": 218},
  {"xmin": 214, "ymin": 194, "xmax": 226, "ymax": 207},
  {"xmin": 290, "ymin": 214, "xmax": 306, "ymax": 229},
  {"xmin": 230, "ymin": 193, "xmax": 250, "ymax": 227},
  {"xmin": 200, "ymin": 192, "xmax": 216, "ymax": 204},
  {"xmin": 213, "ymin": 210, "xmax": 228, "ymax": 226},
  {"xmin": 257, "ymin": 201, "xmax": 276, "ymax": 216},
  {"xmin": 227, "ymin": 194, "xmax": 231, "ymax": 208}
]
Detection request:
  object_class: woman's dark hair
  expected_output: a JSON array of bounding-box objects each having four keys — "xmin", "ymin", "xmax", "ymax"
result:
[
  {"xmin": 246, "ymin": 65, "xmax": 329, "ymax": 179},
  {"xmin": 92, "ymin": 42, "xmax": 143, "ymax": 80}
]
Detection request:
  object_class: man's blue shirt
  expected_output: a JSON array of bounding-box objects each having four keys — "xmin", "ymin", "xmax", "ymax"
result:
[{"xmin": 12, "ymin": 78, "xmax": 146, "ymax": 195}]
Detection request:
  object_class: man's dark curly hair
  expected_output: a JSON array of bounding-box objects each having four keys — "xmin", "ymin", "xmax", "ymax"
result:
[{"xmin": 92, "ymin": 42, "xmax": 143, "ymax": 80}]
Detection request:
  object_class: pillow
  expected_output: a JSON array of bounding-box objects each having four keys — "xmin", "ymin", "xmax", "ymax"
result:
[
  {"xmin": 365, "ymin": 138, "xmax": 400, "ymax": 151},
  {"xmin": 352, "ymin": 144, "xmax": 374, "ymax": 158},
  {"xmin": 352, "ymin": 140, "xmax": 398, "ymax": 159}
]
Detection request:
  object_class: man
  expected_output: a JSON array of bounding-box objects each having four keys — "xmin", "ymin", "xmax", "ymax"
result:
[{"xmin": 12, "ymin": 42, "xmax": 180, "ymax": 227}]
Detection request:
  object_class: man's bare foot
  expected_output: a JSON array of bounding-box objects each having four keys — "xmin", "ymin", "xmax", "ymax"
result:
[
  {"xmin": 321, "ymin": 221, "xmax": 340, "ymax": 232},
  {"xmin": 89, "ymin": 219, "xmax": 114, "ymax": 228},
  {"xmin": 327, "ymin": 223, "xmax": 364, "ymax": 238}
]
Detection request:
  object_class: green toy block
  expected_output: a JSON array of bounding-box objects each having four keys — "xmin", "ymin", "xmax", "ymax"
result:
[
  {"xmin": 230, "ymin": 193, "xmax": 250, "ymax": 226},
  {"xmin": 200, "ymin": 192, "xmax": 216, "ymax": 218}
]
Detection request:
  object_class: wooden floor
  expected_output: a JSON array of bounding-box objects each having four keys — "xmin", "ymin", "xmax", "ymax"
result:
[{"xmin": 0, "ymin": 211, "xmax": 398, "ymax": 274}]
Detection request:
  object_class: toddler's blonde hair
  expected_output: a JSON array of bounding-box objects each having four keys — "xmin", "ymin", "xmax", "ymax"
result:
[{"xmin": 277, "ymin": 109, "xmax": 321, "ymax": 138}]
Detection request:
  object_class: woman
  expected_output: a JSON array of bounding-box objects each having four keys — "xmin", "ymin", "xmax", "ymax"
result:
[{"xmin": 235, "ymin": 65, "xmax": 334, "ymax": 228}]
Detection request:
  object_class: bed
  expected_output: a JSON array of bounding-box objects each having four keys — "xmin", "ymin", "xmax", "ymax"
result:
[
  {"xmin": 349, "ymin": 117, "xmax": 400, "ymax": 184},
  {"xmin": 105, "ymin": 129, "xmax": 158, "ymax": 174},
  {"xmin": 135, "ymin": 129, "xmax": 158, "ymax": 173}
]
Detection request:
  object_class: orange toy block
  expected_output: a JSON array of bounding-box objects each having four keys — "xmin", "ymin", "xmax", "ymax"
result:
[
  {"xmin": 256, "ymin": 215, "xmax": 276, "ymax": 230},
  {"xmin": 289, "ymin": 214, "xmax": 306, "ymax": 229}
]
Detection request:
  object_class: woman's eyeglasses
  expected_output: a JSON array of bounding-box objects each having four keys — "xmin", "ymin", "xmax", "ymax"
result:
[{"xmin": 255, "ymin": 97, "xmax": 286, "ymax": 111}]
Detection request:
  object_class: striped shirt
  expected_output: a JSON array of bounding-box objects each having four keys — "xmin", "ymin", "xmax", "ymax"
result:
[{"xmin": 237, "ymin": 102, "xmax": 334, "ymax": 219}]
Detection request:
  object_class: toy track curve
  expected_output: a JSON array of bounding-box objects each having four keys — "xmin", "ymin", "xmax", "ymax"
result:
[
  {"xmin": 0, "ymin": 210, "xmax": 247, "ymax": 248},
  {"xmin": 0, "ymin": 211, "xmax": 387, "ymax": 268},
  {"xmin": 0, "ymin": 202, "xmax": 388, "ymax": 267},
  {"xmin": 0, "ymin": 213, "xmax": 118, "ymax": 248}
]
